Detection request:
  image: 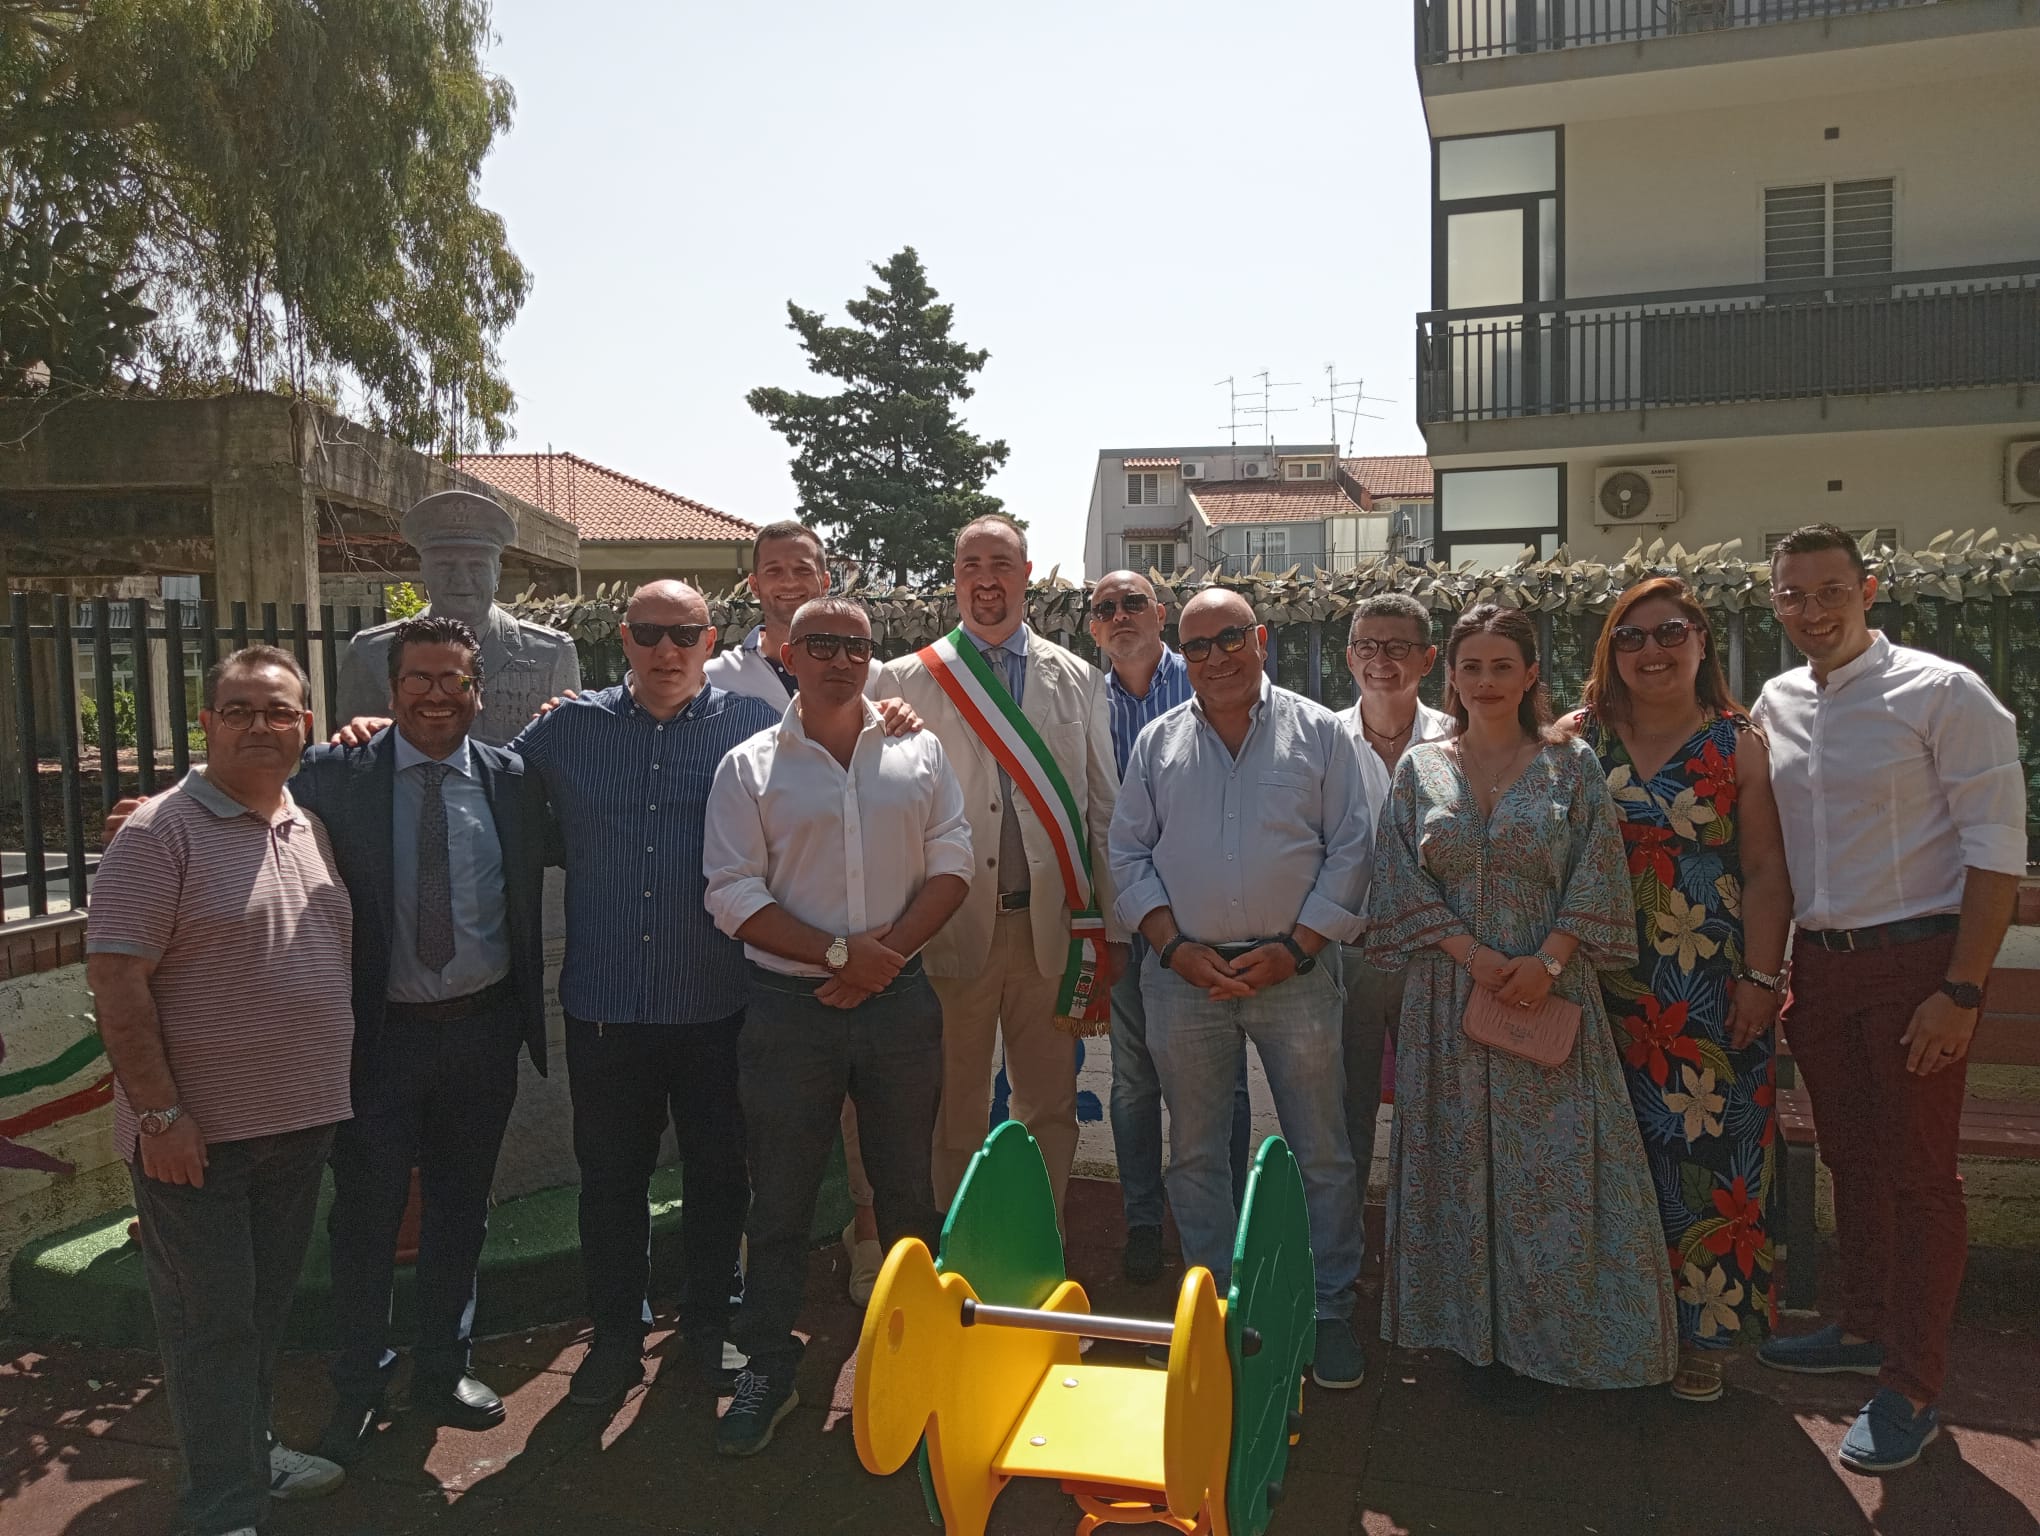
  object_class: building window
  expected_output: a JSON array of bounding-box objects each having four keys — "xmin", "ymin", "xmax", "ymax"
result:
[
  {"xmin": 1436, "ymin": 464, "xmax": 1563, "ymax": 568},
  {"xmin": 1283, "ymin": 461, "xmax": 1326, "ymax": 480},
  {"xmin": 1125, "ymin": 540, "xmax": 1177, "ymax": 575},
  {"xmin": 1126, "ymin": 472, "xmax": 1165, "ymax": 505},
  {"xmin": 1765, "ymin": 179, "xmax": 1894, "ymax": 283},
  {"xmin": 1765, "ymin": 526, "xmax": 1900, "ymax": 557},
  {"xmin": 1245, "ymin": 529, "xmax": 1288, "ymax": 569}
]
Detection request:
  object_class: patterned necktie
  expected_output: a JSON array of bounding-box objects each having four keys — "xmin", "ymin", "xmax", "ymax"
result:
[{"xmin": 415, "ymin": 762, "xmax": 455, "ymax": 972}]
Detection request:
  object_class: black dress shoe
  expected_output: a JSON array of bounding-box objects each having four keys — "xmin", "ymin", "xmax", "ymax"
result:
[
  {"xmin": 313, "ymin": 1398, "xmax": 382, "ymax": 1466},
  {"xmin": 416, "ymin": 1374, "xmax": 506, "ymax": 1430}
]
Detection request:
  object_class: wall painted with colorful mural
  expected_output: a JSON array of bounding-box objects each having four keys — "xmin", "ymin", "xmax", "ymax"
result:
[{"xmin": 0, "ymin": 966, "xmax": 129, "ymax": 1309}]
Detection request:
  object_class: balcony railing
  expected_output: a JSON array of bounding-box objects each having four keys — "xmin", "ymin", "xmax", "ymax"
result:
[
  {"xmin": 1417, "ymin": 260, "xmax": 2040, "ymax": 425},
  {"xmin": 1418, "ymin": 0, "xmax": 1943, "ymax": 66}
]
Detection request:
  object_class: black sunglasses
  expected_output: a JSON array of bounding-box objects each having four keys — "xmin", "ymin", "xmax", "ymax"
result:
[
  {"xmin": 1179, "ymin": 625, "xmax": 1253, "ymax": 663},
  {"xmin": 798, "ymin": 632, "xmax": 874, "ymax": 663},
  {"xmin": 626, "ymin": 621, "xmax": 708, "ymax": 650},
  {"xmin": 1611, "ymin": 618, "xmax": 1699, "ymax": 654},
  {"xmin": 1091, "ymin": 594, "xmax": 1152, "ymax": 621}
]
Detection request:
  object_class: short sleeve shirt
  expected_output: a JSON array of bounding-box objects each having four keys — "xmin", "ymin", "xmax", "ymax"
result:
[{"xmin": 86, "ymin": 770, "xmax": 356, "ymax": 1160}]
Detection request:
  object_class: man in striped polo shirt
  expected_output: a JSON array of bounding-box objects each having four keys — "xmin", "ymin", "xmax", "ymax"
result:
[
  {"xmin": 1087, "ymin": 570, "xmax": 1251, "ymax": 1288},
  {"xmin": 87, "ymin": 646, "xmax": 357, "ymax": 1536}
]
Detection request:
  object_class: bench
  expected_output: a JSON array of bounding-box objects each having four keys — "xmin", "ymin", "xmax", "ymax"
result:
[{"xmin": 1776, "ymin": 967, "xmax": 2040, "ymax": 1311}]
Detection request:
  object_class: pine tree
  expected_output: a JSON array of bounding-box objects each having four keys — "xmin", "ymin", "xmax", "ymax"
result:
[{"xmin": 748, "ymin": 248, "xmax": 1012, "ymax": 584}]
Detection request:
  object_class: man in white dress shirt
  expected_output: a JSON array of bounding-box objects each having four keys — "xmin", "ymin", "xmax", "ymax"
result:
[
  {"xmin": 704, "ymin": 597, "xmax": 972, "ymax": 1458},
  {"xmin": 1336, "ymin": 594, "xmax": 1455, "ymax": 1207},
  {"xmin": 1752, "ymin": 525, "xmax": 2025, "ymax": 1475}
]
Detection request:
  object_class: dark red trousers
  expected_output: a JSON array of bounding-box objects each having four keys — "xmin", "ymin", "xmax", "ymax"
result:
[{"xmin": 1781, "ymin": 931, "xmax": 1966, "ymax": 1404}]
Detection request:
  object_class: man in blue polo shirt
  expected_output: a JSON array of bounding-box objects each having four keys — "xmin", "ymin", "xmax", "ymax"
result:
[{"xmin": 510, "ymin": 580, "xmax": 780, "ymax": 1409}]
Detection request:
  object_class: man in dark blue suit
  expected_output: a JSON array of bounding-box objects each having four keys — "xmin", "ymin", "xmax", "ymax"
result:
[{"xmin": 296, "ymin": 616, "xmax": 552, "ymax": 1464}]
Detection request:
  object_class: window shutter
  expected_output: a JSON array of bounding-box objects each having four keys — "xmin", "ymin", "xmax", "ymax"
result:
[
  {"xmin": 1830, "ymin": 178, "xmax": 1895, "ymax": 277},
  {"xmin": 1764, "ymin": 184, "xmax": 1827, "ymax": 282}
]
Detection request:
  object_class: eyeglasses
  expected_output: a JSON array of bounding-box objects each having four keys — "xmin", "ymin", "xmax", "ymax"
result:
[
  {"xmin": 397, "ymin": 671, "xmax": 478, "ymax": 697},
  {"xmin": 1610, "ymin": 619, "xmax": 1698, "ymax": 654},
  {"xmin": 209, "ymin": 703, "xmax": 306, "ymax": 733},
  {"xmin": 1179, "ymin": 626, "xmax": 1253, "ymax": 663},
  {"xmin": 798, "ymin": 632, "xmax": 875, "ymax": 663},
  {"xmin": 626, "ymin": 621, "xmax": 708, "ymax": 650},
  {"xmin": 1349, "ymin": 638, "xmax": 1423, "ymax": 661},
  {"xmin": 1770, "ymin": 581, "xmax": 1863, "ymax": 618},
  {"xmin": 1091, "ymin": 594, "xmax": 1151, "ymax": 621}
]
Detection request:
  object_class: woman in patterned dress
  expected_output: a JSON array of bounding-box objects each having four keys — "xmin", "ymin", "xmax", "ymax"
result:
[
  {"xmin": 1572, "ymin": 576, "xmax": 1791, "ymax": 1404},
  {"xmin": 1365, "ymin": 604, "xmax": 1677, "ymax": 1395}
]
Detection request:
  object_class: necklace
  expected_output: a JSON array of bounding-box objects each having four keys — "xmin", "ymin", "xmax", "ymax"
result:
[
  {"xmin": 1359, "ymin": 708, "xmax": 1415, "ymax": 745},
  {"xmin": 1459, "ymin": 737, "xmax": 1531, "ymax": 796}
]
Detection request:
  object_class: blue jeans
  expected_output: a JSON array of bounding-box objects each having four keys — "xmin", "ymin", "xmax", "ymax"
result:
[
  {"xmin": 128, "ymin": 1124, "xmax": 335, "ymax": 1536},
  {"xmin": 327, "ymin": 997, "xmax": 523, "ymax": 1403},
  {"xmin": 1142, "ymin": 950, "xmax": 1361, "ymax": 1320},
  {"xmin": 1110, "ymin": 936, "xmax": 1252, "ymax": 1230}
]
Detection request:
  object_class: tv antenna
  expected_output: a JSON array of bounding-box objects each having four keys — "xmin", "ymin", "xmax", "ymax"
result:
[
  {"xmin": 1213, "ymin": 376, "xmax": 1251, "ymax": 447},
  {"xmin": 1313, "ymin": 364, "xmax": 1397, "ymax": 453},
  {"xmin": 1239, "ymin": 368, "xmax": 1301, "ymax": 447}
]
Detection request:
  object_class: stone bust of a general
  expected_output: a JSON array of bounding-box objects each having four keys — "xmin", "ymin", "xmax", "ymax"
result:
[{"xmin": 338, "ymin": 490, "xmax": 582, "ymax": 745}]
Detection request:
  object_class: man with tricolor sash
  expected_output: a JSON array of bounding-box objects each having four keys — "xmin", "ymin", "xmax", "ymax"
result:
[{"xmin": 876, "ymin": 514, "xmax": 1125, "ymax": 1215}]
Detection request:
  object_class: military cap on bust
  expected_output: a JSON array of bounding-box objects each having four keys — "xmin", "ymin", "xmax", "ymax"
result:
[{"xmin": 401, "ymin": 489, "xmax": 518, "ymax": 554}]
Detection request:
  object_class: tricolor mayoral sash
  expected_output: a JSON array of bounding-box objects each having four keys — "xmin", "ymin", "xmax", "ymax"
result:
[{"xmin": 917, "ymin": 627, "xmax": 1112, "ymax": 1036}]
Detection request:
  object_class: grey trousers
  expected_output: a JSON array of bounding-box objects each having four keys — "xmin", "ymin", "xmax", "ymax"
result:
[
  {"xmin": 1339, "ymin": 945, "xmax": 1404, "ymax": 1196},
  {"xmin": 128, "ymin": 1123, "xmax": 335, "ymax": 1536}
]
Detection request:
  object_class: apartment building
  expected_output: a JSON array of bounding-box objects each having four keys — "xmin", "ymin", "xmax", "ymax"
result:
[
  {"xmin": 1413, "ymin": 0, "xmax": 2040, "ymax": 566},
  {"xmin": 1082, "ymin": 447, "xmax": 1434, "ymax": 578}
]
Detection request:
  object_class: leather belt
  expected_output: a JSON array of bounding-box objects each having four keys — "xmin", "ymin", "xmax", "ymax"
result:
[
  {"xmin": 1206, "ymin": 939, "xmax": 1280, "ymax": 962},
  {"xmin": 997, "ymin": 890, "xmax": 1031, "ymax": 914},
  {"xmin": 747, "ymin": 957, "xmax": 925, "ymax": 997},
  {"xmin": 1796, "ymin": 913, "xmax": 1960, "ymax": 953},
  {"xmin": 386, "ymin": 975, "xmax": 514, "ymax": 1023}
]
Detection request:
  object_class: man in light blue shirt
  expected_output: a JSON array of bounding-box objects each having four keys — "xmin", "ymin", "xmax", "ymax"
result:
[
  {"xmin": 386, "ymin": 731, "xmax": 508, "ymax": 1003},
  {"xmin": 1109, "ymin": 587, "xmax": 1373, "ymax": 1391}
]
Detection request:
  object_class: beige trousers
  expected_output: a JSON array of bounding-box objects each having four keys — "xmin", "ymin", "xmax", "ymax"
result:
[{"xmin": 929, "ymin": 911, "xmax": 1076, "ymax": 1213}]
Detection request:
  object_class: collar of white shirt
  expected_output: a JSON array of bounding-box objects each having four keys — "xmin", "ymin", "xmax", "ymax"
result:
[
  {"xmin": 1816, "ymin": 630, "xmax": 1890, "ymax": 693},
  {"xmin": 778, "ymin": 694, "xmax": 881, "ymax": 750}
]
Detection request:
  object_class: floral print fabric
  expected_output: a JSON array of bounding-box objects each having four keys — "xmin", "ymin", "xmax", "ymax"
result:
[
  {"xmin": 1583, "ymin": 710, "xmax": 1778, "ymax": 1351},
  {"xmin": 1364, "ymin": 737, "xmax": 1677, "ymax": 1388}
]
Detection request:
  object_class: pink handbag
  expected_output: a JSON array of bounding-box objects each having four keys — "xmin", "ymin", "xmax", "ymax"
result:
[{"xmin": 1462, "ymin": 986, "xmax": 1582, "ymax": 1068}]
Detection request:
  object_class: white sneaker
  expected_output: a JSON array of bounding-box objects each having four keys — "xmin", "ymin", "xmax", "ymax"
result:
[
  {"xmin": 268, "ymin": 1438, "xmax": 344, "ymax": 1499},
  {"xmin": 721, "ymin": 1339, "xmax": 749, "ymax": 1372}
]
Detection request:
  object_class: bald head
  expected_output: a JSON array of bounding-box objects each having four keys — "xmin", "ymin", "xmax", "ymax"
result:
[
  {"xmin": 1089, "ymin": 569, "xmax": 1166, "ymax": 674},
  {"xmin": 1179, "ymin": 587, "xmax": 1254, "ymax": 638},
  {"xmin": 626, "ymin": 579, "xmax": 708, "ymax": 624}
]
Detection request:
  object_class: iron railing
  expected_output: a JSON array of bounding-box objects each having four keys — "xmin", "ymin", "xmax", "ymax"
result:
[
  {"xmin": 1418, "ymin": 260, "xmax": 2040, "ymax": 424},
  {"xmin": 1418, "ymin": 0, "xmax": 1944, "ymax": 66}
]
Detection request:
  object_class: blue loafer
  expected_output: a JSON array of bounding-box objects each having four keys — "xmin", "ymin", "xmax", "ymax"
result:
[
  {"xmin": 1758, "ymin": 1323, "xmax": 1883, "ymax": 1376},
  {"xmin": 1839, "ymin": 1389, "xmax": 1939, "ymax": 1473}
]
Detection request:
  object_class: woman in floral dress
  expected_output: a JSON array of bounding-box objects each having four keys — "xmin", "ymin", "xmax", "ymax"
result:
[
  {"xmin": 1573, "ymin": 576, "xmax": 1792, "ymax": 1403},
  {"xmin": 1365, "ymin": 604, "xmax": 1676, "ymax": 1394}
]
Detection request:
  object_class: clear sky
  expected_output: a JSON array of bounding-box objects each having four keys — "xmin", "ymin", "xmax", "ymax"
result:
[{"xmin": 477, "ymin": 0, "xmax": 1433, "ymax": 577}]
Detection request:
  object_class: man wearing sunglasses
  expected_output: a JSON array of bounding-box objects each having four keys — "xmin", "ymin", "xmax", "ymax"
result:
[
  {"xmin": 284, "ymin": 617, "xmax": 553, "ymax": 1464},
  {"xmin": 1109, "ymin": 588, "xmax": 1374, "ymax": 1392},
  {"xmin": 1087, "ymin": 570, "xmax": 1252, "ymax": 1287},
  {"xmin": 877, "ymin": 515, "xmax": 1126, "ymax": 1219},
  {"xmin": 704, "ymin": 597, "xmax": 971, "ymax": 1455},
  {"xmin": 1753, "ymin": 525, "xmax": 2025, "ymax": 1474},
  {"xmin": 507, "ymin": 580, "xmax": 782, "ymax": 1410},
  {"xmin": 1337, "ymin": 594, "xmax": 1453, "ymax": 1228}
]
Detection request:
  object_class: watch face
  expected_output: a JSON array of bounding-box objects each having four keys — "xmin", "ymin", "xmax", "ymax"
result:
[{"xmin": 1944, "ymin": 980, "xmax": 1984, "ymax": 1009}]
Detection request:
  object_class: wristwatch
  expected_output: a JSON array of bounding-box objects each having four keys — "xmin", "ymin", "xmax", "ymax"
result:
[
  {"xmin": 1157, "ymin": 935, "xmax": 1188, "ymax": 974},
  {"xmin": 1536, "ymin": 950, "xmax": 1563, "ymax": 980},
  {"xmin": 1940, "ymin": 978, "xmax": 1984, "ymax": 1010},
  {"xmin": 138, "ymin": 1105, "xmax": 183, "ymax": 1137},
  {"xmin": 1741, "ymin": 965, "xmax": 1782, "ymax": 992},
  {"xmin": 1278, "ymin": 935, "xmax": 1317, "ymax": 975},
  {"xmin": 824, "ymin": 936, "xmax": 849, "ymax": 972}
]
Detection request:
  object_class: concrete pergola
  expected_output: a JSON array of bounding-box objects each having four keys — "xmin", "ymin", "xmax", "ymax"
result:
[{"xmin": 0, "ymin": 393, "xmax": 578, "ymax": 606}]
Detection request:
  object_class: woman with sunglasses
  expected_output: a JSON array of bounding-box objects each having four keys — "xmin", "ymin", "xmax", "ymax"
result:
[
  {"xmin": 1570, "ymin": 576, "xmax": 1791, "ymax": 1404},
  {"xmin": 1365, "ymin": 603, "xmax": 1674, "ymax": 1401}
]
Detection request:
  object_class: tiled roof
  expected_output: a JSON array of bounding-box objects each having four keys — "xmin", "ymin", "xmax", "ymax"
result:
[
  {"xmin": 1121, "ymin": 456, "xmax": 1181, "ymax": 469},
  {"xmin": 1189, "ymin": 479, "xmax": 1369, "ymax": 527},
  {"xmin": 456, "ymin": 452, "xmax": 756, "ymax": 544},
  {"xmin": 1339, "ymin": 455, "xmax": 1434, "ymax": 499}
]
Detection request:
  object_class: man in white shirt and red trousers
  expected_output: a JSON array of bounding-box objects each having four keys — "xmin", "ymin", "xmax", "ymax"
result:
[
  {"xmin": 704, "ymin": 596, "xmax": 973, "ymax": 1458},
  {"xmin": 1753, "ymin": 524, "xmax": 2026, "ymax": 1475}
]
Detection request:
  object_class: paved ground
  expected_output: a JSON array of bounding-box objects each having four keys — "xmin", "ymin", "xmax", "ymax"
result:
[{"xmin": 3, "ymin": 1177, "xmax": 2036, "ymax": 1536}]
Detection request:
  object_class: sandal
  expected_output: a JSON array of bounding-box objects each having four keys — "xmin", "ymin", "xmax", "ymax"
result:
[{"xmin": 1671, "ymin": 1348, "xmax": 1725, "ymax": 1403}]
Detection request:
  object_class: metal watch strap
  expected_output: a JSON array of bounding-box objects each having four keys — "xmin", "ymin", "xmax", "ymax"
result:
[{"xmin": 1741, "ymin": 965, "xmax": 1781, "ymax": 992}]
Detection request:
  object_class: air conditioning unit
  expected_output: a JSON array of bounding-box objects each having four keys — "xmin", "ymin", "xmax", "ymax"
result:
[
  {"xmin": 1593, "ymin": 464, "xmax": 1681, "ymax": 527},
  {"xmin": 1243, "ymin": 461, "xmax": 1264, "ymax": 478},
  {"xmin": 2006, "ymin": 440, "xmax": 2040, "ymax": 506},
  {"xmin": 1181, "ymin": 461, "xmax": 1205, "ymax": 480}
]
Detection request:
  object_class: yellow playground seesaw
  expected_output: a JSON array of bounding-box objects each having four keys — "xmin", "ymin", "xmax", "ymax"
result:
[{"xmin": 853, "ymin": 1120, "xmax": 1316, "ymax": 1536}]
